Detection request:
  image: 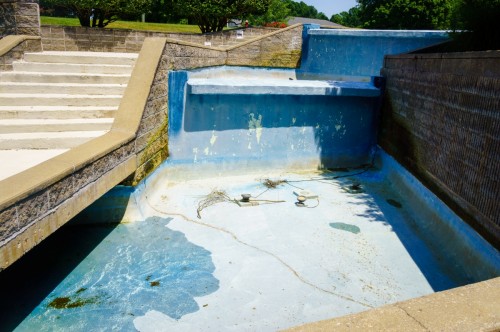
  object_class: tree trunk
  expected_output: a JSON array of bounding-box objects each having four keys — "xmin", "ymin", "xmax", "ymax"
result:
[{"xmin": 77, "ymin": 10, "xmax": 91, "ymax": 27}]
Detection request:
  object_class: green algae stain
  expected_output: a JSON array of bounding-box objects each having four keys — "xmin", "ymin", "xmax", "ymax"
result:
[
  {"xmin": 329, "ymin": 222, "xmax": 361, "ymax": 234},
  {"xmin": 387, "ymin": 199, "xmax": 402, "ymax": 208},
  {"xmin": 48, "ymin": 295, "xmax": 99, "ymax": 309}
]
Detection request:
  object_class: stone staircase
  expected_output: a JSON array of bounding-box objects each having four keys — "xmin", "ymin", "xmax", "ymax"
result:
[{"xmin": 0, "ymin": 51, "xmax": 137, "ymax": 150}]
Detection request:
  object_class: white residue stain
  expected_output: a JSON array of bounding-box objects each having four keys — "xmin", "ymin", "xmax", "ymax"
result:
[
  {"xmin": 292, "ymin": 117, "xmax": 297, "ymax": 125},
  {"xmin": 210, "ymin": 131, "xmax": 218, "ymax": 146},
  {"xmin": 204, "ymin": 147, "xmax": 209, "ymax": 155},
  {"xmin": 248, "ymin": 142, "xmax": 252, "ymax": 149},
  {"xmin": 192, "ymin": 148, "xmax": 198, "ymax": 162},
  {"xmin": 335, "ymin": 115, "xmax": 346, "ymax": 135},
  {"xmin": 248, "ymin": 113, "xmax": 263, "ymax": 144}
]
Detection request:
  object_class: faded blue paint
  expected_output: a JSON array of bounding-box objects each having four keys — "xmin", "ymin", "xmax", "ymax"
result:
[
  {"xmin": 11, "ymin": 216, "xmax": 219, "ymax": 331},
  {"xmin": 167, "ymin": 67, "xmax": 382, "ymax": 170},
  {"xmin": 299, "ymin": 28, "xmax": 449, "ymax": 78},
  {"xmin": 168, "ymin": 70, "xmax": 188, "ymax": 137}
]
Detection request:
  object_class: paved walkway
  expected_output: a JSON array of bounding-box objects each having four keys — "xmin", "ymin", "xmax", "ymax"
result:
[{"xmin": 0, "ymin": 149, "xmax": 68, "ymax": 181}]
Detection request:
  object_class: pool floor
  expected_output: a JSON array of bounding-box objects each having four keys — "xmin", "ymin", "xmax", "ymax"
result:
[{"xmin": 0, "ymin": 167, "xmax": 495, "ymax": 331}]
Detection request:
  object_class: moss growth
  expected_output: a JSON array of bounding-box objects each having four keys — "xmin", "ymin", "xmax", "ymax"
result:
[
  {"xmin": 260, "ymin": 50, "xmax": 301, "ymax": 68},
  {"xmin": 133, "ymin": 114, "xmax": 169, "ymax": 185},
  {"xmin": 48, "ymin": 295, "xmax": 99, "ymax": 309}
]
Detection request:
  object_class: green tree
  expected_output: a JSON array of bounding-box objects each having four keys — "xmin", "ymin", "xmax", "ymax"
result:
[
  {"xmin": 451, "ymin": 0, "xmax": 500, "ymax": 49},
  {"xmin": 357, "ymin": 0, "xmax": 453, "ymax": 29},
  {"xmin": 283, "ymin": 0, "xmax": 328, "ymax": 19},
  {"xmin": 177, "ymin": 0, "xmax": 270, "ymax": 33},
  {"xmin": 41, "ymin": 0, "xmax": 152, "ymax": 27},
  {"xmin": 330, "ymin": 7, "xmax": 362, "ymax": 27},
  {"xmin": 248, "ymin": 0, "xmax": 290, "ymax": 25}
]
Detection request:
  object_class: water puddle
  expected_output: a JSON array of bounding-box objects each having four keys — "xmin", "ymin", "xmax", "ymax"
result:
[
  {"xmin": 12, "ymin": 216, "xmax": 219, "ymax": 331},
  {"xmin": 329, "ymin": 222, "xmax": 361, "ymax": 234}
]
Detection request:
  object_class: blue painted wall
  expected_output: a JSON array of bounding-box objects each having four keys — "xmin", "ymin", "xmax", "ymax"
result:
[
  {"xmin": 165, "ymin": 28, "xmax": 448, "ymax": 172},
  {"xmin": 168, "ymin": 69, "xmax": 380, "ymax": 170},
  {"xmin": 299, "ymin": 28, "xmax": 449, "ymax": 79}
]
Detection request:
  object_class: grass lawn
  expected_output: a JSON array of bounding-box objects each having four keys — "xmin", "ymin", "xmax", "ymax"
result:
[{"xmin": 40, "ymin": 16, "xmax": 202, "ymax": 33}]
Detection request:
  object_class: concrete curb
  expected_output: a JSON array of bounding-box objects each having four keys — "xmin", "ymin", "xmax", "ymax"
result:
[{"xmin": 285, "ymin": 277, "xmax": 500, "ymax": 332}]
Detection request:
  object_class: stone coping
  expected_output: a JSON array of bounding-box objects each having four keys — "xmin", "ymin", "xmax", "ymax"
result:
[
  {"xmin": 0, "ymin": 37, "xmax": 167, "ymax": 210},
  {"xmin": 286, "ymin": 276, "xmax": 500, "ymax": 331},
  {"xmin": 0, "ymin": 34, "xmax": 40, "ymax": 57}
]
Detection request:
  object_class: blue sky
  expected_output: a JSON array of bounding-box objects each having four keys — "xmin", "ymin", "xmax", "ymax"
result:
[{"xmin": 299, "ymin": 0, "xmax": 358, "ymax": 18}]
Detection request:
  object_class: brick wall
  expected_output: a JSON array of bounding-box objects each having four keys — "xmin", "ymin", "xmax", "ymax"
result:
[
  {"xmin": 40, "ymin": 25, "xmax": 276, "ymax": 53},
  {"xmin": 0, "ymin": 0, "xmax": 40, "ymax": 37},
  {"xmin": 379, "ymin": 51, "xmax": 500, "ymax": 247}
]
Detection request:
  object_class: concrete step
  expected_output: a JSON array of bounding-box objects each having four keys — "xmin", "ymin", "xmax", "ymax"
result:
[
  {"xmin": 0, "ymin": 106, "xmax": 117, "ymax": 119},
  {"xmin": 0, "ymin": 118, "xmax": 113, "ymax": 133},
  {"xmin": 0, "ymin": 130, "xmax": 108, "ymax": 149},
  {"xmin": 0, "ymin": 71, "xmax": 131, "ymax": 84},
  {"xmin": 12, "ymin": 62, "xmax": 134, "ymax": 75},
  {"xmin": 0, "ymin": 93, "xmax": 121, "ymax": 106},
  {"xmin": 24, "ymin": 51, "xmax": 138, "ymax": 66},
  {"xmin": 187, "ymin": 78, "xmax": 381, "ymax": 97},
  {"xmin": 0, "ymin": 82, "xmax": 126, "ymax": 95}
]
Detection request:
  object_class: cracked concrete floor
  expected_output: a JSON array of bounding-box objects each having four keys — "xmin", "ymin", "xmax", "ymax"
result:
[
  {"xmin": 5, "ymin": 161, "xmax": 497, "ymax": 331},
  {"xmin": 130, "ymin": 167, "xmax": 494, "ymax": 331}
]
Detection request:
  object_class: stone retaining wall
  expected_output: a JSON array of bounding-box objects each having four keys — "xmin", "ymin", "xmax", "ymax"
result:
[
  {"xmin": 0, "ymin": 0, "xmax": 40, "ymax": 37},
  {"xmin": 40, "ymin": 25, "xmax": 276, "ymax": 53},
  {"xmin": 379, "ymin": 51, "xmax": 500, "ymax": 247},
  {"xmin": 0, "ymin": 34, "xmax": 41, "ymax": 71}
]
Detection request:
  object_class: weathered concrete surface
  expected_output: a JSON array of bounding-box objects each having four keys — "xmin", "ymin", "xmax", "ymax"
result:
[
  {"xmin": 0, "ymin": 34, "xmax": 42, "ymax": 71},
  {"xmin": 0, "ymin": 0, "xmax": 40, "ymax": 37},
  {"xmin": 286, "ymin": 276, "xmax": 500, "ymax": 332},
  {"xmin": 380, "ymin": 51, "xmax": 500, "ymax": 248},
  {"xmin": 40, "ymin": 25, "xmax": 283, "ymax": 53}
]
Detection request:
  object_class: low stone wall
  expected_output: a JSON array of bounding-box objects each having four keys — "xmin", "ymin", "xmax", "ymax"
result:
[
  {"xmin": 0, "ymin": 34, "xmax": 41, "ymax": 71},
  {"xmin": 379, "ymin": 51, "xmax": 500, "ymax": 248},
  {"xmin": 0, "ymin": 0, "xmax": 40, "ymax": 37},
  {"xmin": 40, "ymin": 25, "xmax": 276, "ymax": 53}
]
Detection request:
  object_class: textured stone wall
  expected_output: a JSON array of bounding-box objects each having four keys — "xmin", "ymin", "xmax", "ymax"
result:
[
  {"xmin": 40, "ymin": 25, "xmax": 275, "ymax": 53},
  {"xmin": 379, "ymin": 51, "xmax": 500, "ymax": 247},
  {"xmin": 0, "ymin": 35, "xmax": 41, "ymax": 71},
  {"xmin": 227, "ymin": 25, "xmax": 303, "ymax": 67},
  {"xmin": 0, "ymin": 0, "xmax": 40, "ymax": 37}
]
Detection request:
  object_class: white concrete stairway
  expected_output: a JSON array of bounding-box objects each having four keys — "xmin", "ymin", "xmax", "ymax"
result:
[{"xmin": 0, "ymin": 51, "xmax": 137, "ymax": 149}]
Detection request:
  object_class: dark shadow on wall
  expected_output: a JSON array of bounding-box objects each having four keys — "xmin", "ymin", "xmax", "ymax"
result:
[
  {"xmin": 324, "ymin": 173, "xmax": 497, "ymax": 292},
  {"xmin": 0, "ymin": 217, "xmax": 120, "ymax": 331},
  {"xmin": 181, "ymin": 93, "xmax": 379, "ymax": 168}
]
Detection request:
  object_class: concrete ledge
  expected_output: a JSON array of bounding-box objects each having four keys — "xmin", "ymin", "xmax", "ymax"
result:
[
  {"xmin": 187, "ymin": 78, "xmax": 381, "ymax": 96},
  {"xmin": 286, "ymin": 277, "xmax": 500, "ymax": 332},
  {"xmin": 0, "ymin": 35, "xmax": 41, "ymax": 57}
]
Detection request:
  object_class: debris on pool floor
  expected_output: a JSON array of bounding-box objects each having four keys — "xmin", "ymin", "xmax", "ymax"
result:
[{"xmin": 7, "ymin": 167, "xmax": 498, "ymax": 331}]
